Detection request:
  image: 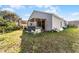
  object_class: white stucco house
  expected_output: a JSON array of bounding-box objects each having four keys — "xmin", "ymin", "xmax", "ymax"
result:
[{"xmin": 27, "ymin": 10, "xmax": 67, "ymax": 32}]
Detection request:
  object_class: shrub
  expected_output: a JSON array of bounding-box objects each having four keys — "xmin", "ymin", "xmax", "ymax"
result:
[
  {"xmin": 0, "ymin": 17, "xmax": 21, "ymax": 33},
  {"xmin": 13, "ymin": 26, "xmax": 22, "ymax": 30},
  {"xmin": 67, "ymin": 25, "xmax": 77, "ymax": 28}
]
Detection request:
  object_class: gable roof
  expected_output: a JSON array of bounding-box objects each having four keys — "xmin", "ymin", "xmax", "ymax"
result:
[{"xmin": 28, "ymin": 10, "xmax": 66, "ymax": 21}]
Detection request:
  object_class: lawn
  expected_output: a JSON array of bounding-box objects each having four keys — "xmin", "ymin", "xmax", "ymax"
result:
[
  {"xmin": 0, "ymin": 28, "xmax": 79, "ymax": 53},
  {"xmin": 0, "ymin": 30, "xmax": 22, "ymax": 53},
  {"xmin": 20, "ymin": 28, "xmax": 79, "ymax": 53}
]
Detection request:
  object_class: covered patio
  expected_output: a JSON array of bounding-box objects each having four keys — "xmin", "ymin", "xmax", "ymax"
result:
[{"xmin": 28, "ymin": 18, "xmax": 46, "ymax": 31}]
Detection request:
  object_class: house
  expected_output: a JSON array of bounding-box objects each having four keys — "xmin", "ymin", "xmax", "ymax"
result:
[
  {"xmin": 27, "ymin": 10, "xmax": 67, "ymax": 31},
  {"xmin": 68, "ymin": 20, "xmax": 79, "ymax": 28},
  {"xmin": 19, "ymin": 20, "xmax": 27, "ymax": 29}
]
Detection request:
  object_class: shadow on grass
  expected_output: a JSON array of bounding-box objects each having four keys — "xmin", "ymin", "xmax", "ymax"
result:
[{"xmin": 19, "ymin": 30, "xmax": 28, "ymax": 53}]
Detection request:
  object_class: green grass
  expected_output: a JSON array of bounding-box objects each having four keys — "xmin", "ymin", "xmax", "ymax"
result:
[
  {"xmin": 0, "ymin": 30, "xmax": 22, "ymax": 53},
  {"xmin": 0, "ymin": 28, "xmax": 79, "ymax": 53},
  {"xmin": 20, "ymin": 28, "xmax": 79, "ymax": 53}
]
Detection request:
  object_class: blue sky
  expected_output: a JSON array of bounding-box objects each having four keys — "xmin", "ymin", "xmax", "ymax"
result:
[{"xmin": 0, "ymin": 5, "xmax": 79, "ymax": 21}]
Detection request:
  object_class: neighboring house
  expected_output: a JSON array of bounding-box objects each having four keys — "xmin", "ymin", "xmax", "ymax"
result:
[
  {"xmin": 19, "ymin": 20, "xmax": 27, "ymax": 29},
  {"xmin": 28, "ymin": 10, "xmax": 67, "ymax": 31},
  {"xmin": 68, "ymin": 20, "xmax": 79, "ymax": 27}
]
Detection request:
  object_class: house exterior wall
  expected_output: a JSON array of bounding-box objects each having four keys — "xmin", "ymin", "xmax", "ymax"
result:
[
  {"xmin": 29, "ymin": 11, "xmax": 52, "ymax": 31},
  {"xmin": 52, "ymin": 15, "xmax": 67, "ymax": 30},
  {"xmin": 28, "ymin": 11, "xmax": 67, "ymax": 31}
]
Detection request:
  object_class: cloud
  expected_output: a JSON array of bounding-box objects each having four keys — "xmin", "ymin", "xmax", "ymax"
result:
[
  {"xmin": 35, "ymin": 5, "xmax": 44, "ymax": 8},
  {"xmin": 71, "ymin": 12, "xmax": 79, "ymax": 16},
  {"xmin": 36, "ymin": 5, "xmax": 65, "ymax": 20},
  {"xmin": 25, "ymin": 5, "xmax": 61, "ymax": 20},
  {"xmin": 44, "ymin": 6, "xmax": 60, "ymax": 16},
  {"xmin": 9, "ymin": 5, "xmax": 25, "ymax": 9},
  {"xmin": 44, "ymin": 6, "xmax": 79, "ymax": 21},
  {"xmin": 36, "ymin": 5, "xmax": 59, "ymax": 14},
  {"xmin": 63, "ymin": 12, "xmax": 79, "ymax": 21},
  {"xmin": 68, "ymin": 12, "xmax": 79, "ymax": 20},
  {"xmin": 29, "ymin": 5, "xmax": 59, "ymax": 15},
  {"xmin": 22, "ymin": 14, "xmax": 30, "ymax": 20},
  {"xmin": 35, "ymin": 5, "xmax": 52, "ymax": 8},
  {"xmin": 1, "ymin": 8, "xmax": 15, "ymax": 12},
  {"xmin": 45, "ymin": 9, "xmax": 57, "ymax": 14}
]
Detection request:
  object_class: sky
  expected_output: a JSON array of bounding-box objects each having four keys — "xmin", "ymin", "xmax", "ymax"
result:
[{"xmin": 0, "ymin": 5, "xmax": 79, "ymax": 21}]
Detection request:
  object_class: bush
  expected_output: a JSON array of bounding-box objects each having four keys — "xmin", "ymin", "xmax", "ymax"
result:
[
  {"xmin": 13, "ymin": 26, "xmax": 22, "ymax": 30},
  {"xmin": 0, "ymin": 17, "xmax": 21, "ymax": 33},
  {"xmin": 67, "ymin": 25, "xmax": 77, "ymax": 28}
]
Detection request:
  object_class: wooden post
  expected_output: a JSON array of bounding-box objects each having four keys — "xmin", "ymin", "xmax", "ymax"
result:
[
  {"xmin": 34, "ymin": 18, "xmax": 37, "ymax": 26},
  {"xmin": 41, "ymin": 19, "xmax": 42, "ymax": 30},
  {"xmin": 34, "ymin": 18, "xmax": 35, "ymax": 22}
]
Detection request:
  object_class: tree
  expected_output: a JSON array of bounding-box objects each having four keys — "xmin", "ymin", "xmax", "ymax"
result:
[
  {"xmin": 0, "ymin": 16, "xmax": 17, "ymax": 33},
  {"xmin": 0, "ymin": 10, "xmax": 22, "ymax": 34},
  {"xmin": 0, "ymin": 10, "xmax": 21, "ymax": 23},
  {"xmin": 0, "ymin": 17, "xmax": 6, "ymax": 33}
]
